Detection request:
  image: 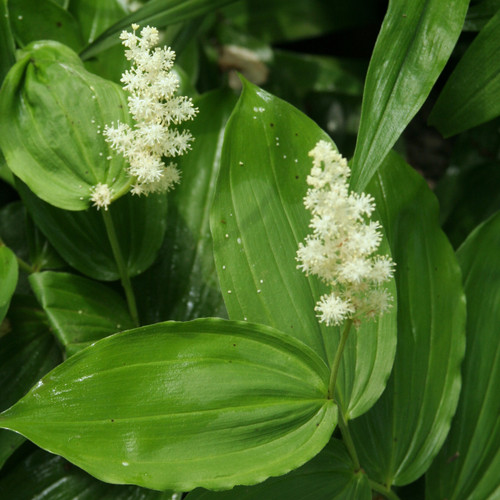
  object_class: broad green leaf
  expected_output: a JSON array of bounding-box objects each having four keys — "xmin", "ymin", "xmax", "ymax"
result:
[
  {"xmin": 0, "ymin": 318, "xmax": 336, "ymax": 491},
  {"xmin": 0, "ymin": 0, "xmax": 16, "ymax": 85},
  {"xmin": 0, "ymin": 296, "xmax": 61, "ymax": 468},
  {"xmin": 211, "ymin": 79, "xmax": 397, "ymax": 420},
  {"xmin": 429, "ymin": 9, "xmax": 500, "ymax": 137},
  {"xmin": 8, "ymin": 0, "xmax": 84, "ymax": 51},
  {"xmin": 350, "ymin": 0, "xmax": 469, "ymax": 191},
  {"xmin": 0, "ymin": 41, "xmax": 132, "ymax": 211},
  {"xmin": 463, "ymin": 0, "xmax": 500, "ymax": 30},
  {"xmin": 426, "ymin": 211, "xmax": 500, "ymax": 499},
  {"xmin": 0, "ymin": 448, "xmax": 178, "ymax": 499},
  {"xmin": 349, "ymin": 152, "xmax": 466, "ymax": 486},
  {"xmin": 134, "ymin": 89, "xmax": 236, "ymax": 323},
  {"xmin": 186, "ymin": 438, "xmax": 371, "ymax": 500},
  {"xmin": 221, "ymin": 0, "xmax": 381, "ymax": 44},
  {"xmin": 18, "ymin": 182, "xmax": 167, "ymax": 282},
  {"xmin": 30, "ymin": 271, "xmax": 134, "ymax": 356},
  {"xmin": 0, "ymin": 245, "xmax": 17, "ymax": 324},
  {"xmin": 80, "ymin": 0, "xmax": 238, "ymax": 60}
]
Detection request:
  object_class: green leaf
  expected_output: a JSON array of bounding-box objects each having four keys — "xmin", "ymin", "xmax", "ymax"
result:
[
  {"xmin": 0, "ymin": 448, "xmax": 177, "ymax": 499},
  {"xmin": 29, "ymin": 271, "xmax": 134, "ymax": 356},
  {"xmin": 134, "ymin": 89, "xmax": 237, "ymax": 323},
  {"xmin": 0, "ymin": 0, "xmax": 16, "ymax": 85},
  {"xmin": 186, "ymin": 438, "xmax": 371, "ymax": 500},
  {"xmin": 0, "ymin": 318, "xmax": 335, "ymax": 491},
  {"xmin": 0, "ymin": 245, "xmax": 17, "ymax": 324},
  {"xmin": 0, "ymin": 296, "xmax": 61, "ymax": 468},
  {"xmin": 348, "ymin": 152, "xmax": 466, "ymax": 486},
  {"xmin": 80, "ymin": 0, "xmax": 238, "ymax": 60},
  {"xmin": 221, "ymin": 0, "xmax": 381, "ymax": 44},
  {"xmin": 350, "ymin": 0, "xmax": 469, "ymax": 191},
  {"xmin": 0, "ymin": 41, "xmax": 132, "ymax": 211},
  {"xmin": 429, "ymin": 8, "xmax": 500, "ymax": 137},
  {"xmin": 211, "ymin": 79, "xmax": 397, "ymax": 419},
  {"xmin": 18, "ymin": 183, "xmax": 167, "ymax": 282},
  {"xmin": 8, "ymin": 0, "xmax": 84, "ymax": 51},
  {"xmin": 426, "ymin": 211, "xmax": 500, "ymax": 499}
]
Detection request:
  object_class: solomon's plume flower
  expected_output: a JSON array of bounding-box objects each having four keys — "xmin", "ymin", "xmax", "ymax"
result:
[
  {"xmin": 296, "ymin": 140, "xmax": 394, "ymax": 326},
  {"xmin": 101, "ymin": 24, "xmax": 197, "ymax": 198}
]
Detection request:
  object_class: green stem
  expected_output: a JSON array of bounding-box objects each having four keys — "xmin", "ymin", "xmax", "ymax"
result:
[
  {"xmin": 16, "ymin": 256, "xmax": 34, "ymax": 274},
  {"xmin": 337, "ymin": 409, "xmax": 360, "ymax": 471},
  {"xmin": 369, "ymin": 479, "xmax": 401, "ymax": 500},
  {"xmin": 328, "ymin": 318, "xmax": 353, "ymax": 398},
  {"xmin": 101, "ymin": 209, "xmax": 139, "ymax": 327}
]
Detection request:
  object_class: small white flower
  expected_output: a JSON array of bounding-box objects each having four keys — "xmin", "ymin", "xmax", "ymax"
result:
[
  {"xmin": 90, "ymin": 183, "xmax": 113, "ymax": 210},
  {"xmin": 296, "ymin": 140, "xmax": 395, "ymax": 326},
  {"xmin": 103, "ymin": 24, "xmax": 198, "ymax": 197}
]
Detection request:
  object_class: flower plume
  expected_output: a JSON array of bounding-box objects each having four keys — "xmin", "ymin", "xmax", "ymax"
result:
[
  {"xmin": 297, "ymin": 140, "xmax": 394, "ymax": 326},
  {"xmin": 101, "ymin": 24, "xmax": 198, "ymax": 199}
]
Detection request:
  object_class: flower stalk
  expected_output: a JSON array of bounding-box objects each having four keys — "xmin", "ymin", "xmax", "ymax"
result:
[{"xmin": 101, "ymin": 209, "xmax": 139, "ymax": 326}]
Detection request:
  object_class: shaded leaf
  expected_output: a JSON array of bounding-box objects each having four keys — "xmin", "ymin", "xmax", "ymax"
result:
[
  {"xmin": 0, "ymin": 448, "xmax": 178, "ymax": 499},
  {"xmin": 429, "ymin": 8, "xmax": 500, "ymax": 137},
  {"xmin": 426, "ymin": 211, "xmax": 500, "ymax": 499},
  {"xmin": 134, "ymin": 89, "xmax": 237, "ymax": 323},
  {"xmin": 18, "ymin": 182, "xmax": 167, "ymax": 282},
  {"xmin": 0, "ymin": 296, "xmax": 61, "ymax": 467},
  {"xmin": 0, "ymin": 318, "xmax": 335, "ymax": 491},
  {"xmin": 463, "ymin": 0, "xmax": 500, "ymax": 30},
  {"xmin": 351, "ymin": 0, "xmax": 469, "ymax": 191},
  {"xmin": 9, "ymin": 0, "xmax": 84, "ymax": 51},
  {"xmin": 186, "ymin": 438, "xmax": 371, "ymax": 500},
  {"xmin": 30, "ymin": 271, "xmax": 134, "ymax": 356},
  {"xmin": 211, "ymin": 79, "xmax": 397, "ymax": 419},
  {"xmin": 349, "ymin": 152, "xmax": 466, "ymax": 486},
  {"xmin": 0, "ymin": 0, "xmax": 16, "ymax": 85},
  {"xmin": 221, "ymin": 0, "xmax": 382, "ymax": 44}
]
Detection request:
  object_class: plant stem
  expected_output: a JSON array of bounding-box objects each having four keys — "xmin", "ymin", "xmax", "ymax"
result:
[
  {"xmin": 328, "ymin": 318, "xmax": 353, "ymax": 398},
  {"xmin": 337, "ymin": 409, "xmax": 360, "ymax": 471},
  {"xmin": 369, "ymin": 479, "xmax": 401, "ymax": 500},
  {"xmin": 101, "ymin": 209, "xmax": 139, "ymax": 326}
]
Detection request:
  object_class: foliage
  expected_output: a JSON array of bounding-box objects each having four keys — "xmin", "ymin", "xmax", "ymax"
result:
[{"xmin": 0, "ymin": 0, "xmax": 499, "ymax": 499}]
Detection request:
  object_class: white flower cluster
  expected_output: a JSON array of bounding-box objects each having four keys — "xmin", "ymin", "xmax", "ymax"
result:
[
  {"xmin": 296, "ymin": 140, "xmax": 394, "ymax": 327},
  {"xmin": 90, "ymin": 183, "xmax": 113, "ymax": 211},
  {"xmin": 102, "ymin": 24, "xmax": 198, "ymax": 197}
]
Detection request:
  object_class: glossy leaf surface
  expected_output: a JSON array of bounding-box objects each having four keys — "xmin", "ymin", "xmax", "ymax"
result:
[
  {"xmin": 0, "ymin": 41, "xmax": 131, "ymax": 210},
  {"xmin": 0, "ymin": 245, "xmax": 17, "ymax": 324},
  {"xmin": 0, "ymin": 448, "xmax": 177, "ymax": 499},
  {"xmin": 350, "ymin": 0, "xmax": 469, "ymax": 191},
  {"xmin": 426, "ymin": 211, "xmax": 500, "ymax": 499},
  {"xmin": 349, "ymin": 153, "xmax": 466, "ymax": 486},
  {"xmin": 429, "ymin": 8, "xmax": 500, "ymax": 137},
  {"xmin": 0, "ymin": 318, "xmax": 336, "ymax": 491},
  {"xmin": 134, "ymin": 89, "xmax": 237, "ymax": 323},
  {"xmin": 186, "ymin": 438, "xmax": 370, "ymax": 500},
  {"xmin": 80, "ymin": 0, "xmax": 238, "ymax": 60},
  {"xmin": 30, "ymin": 271, "xmax": 134, "ymax": 355},
  {"xmin": 0, "ymin": 296, "xmax": 61, "ymax": 467},
  {"xmin": 18, "ymin": 183, "xmax": 167, "ymax": 281},
  {"xmin": 211, "ymin": 79, "xmax": 397, "ymax": 419}
]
